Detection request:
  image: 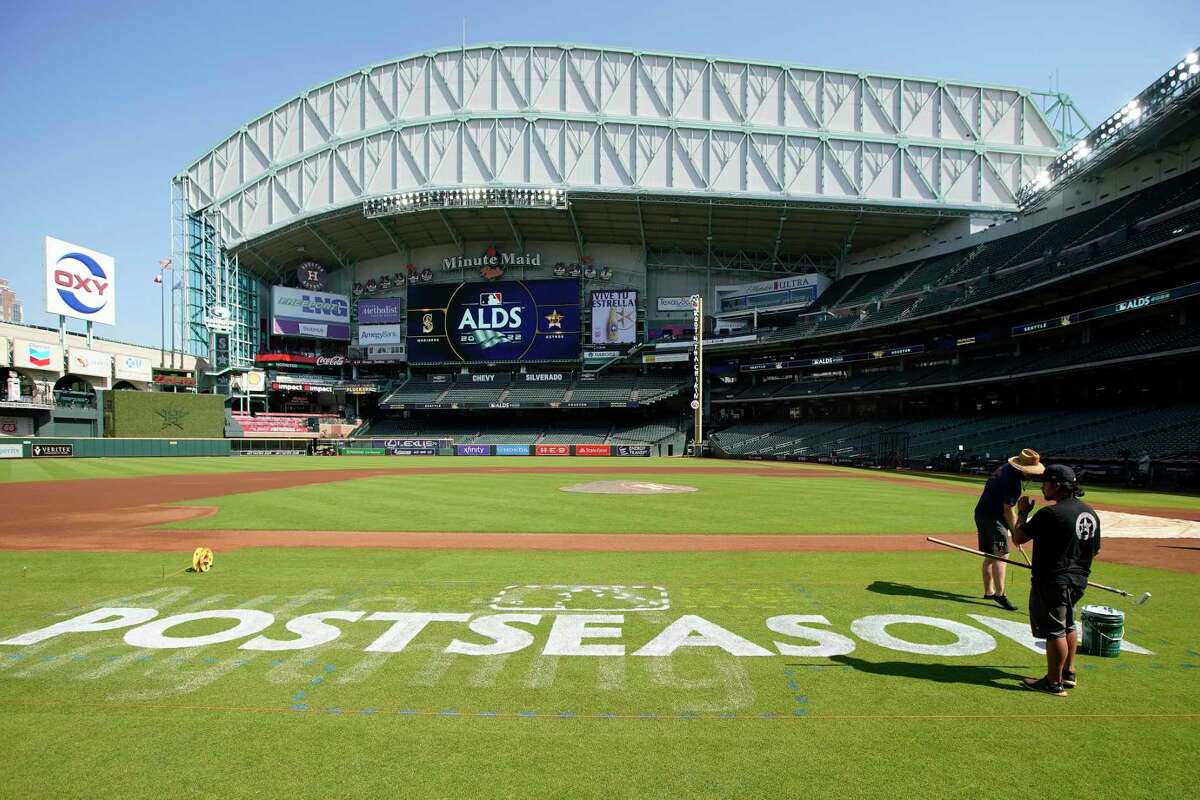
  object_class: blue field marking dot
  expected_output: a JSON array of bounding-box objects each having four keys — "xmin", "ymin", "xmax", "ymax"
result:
[
  {"xmin": 518, "ymin": 711, "xmax": 537, "ymax": 718},
  {"xmin": 302, "ymin": 658, "xmax": 316, "ymax": 666},
  {"xmin": 1181, "ymin": 664, "xmax": 1199, "ymax": 669},
  {"xmin": 323, "ymin": 664, "xmax": 336, "ymax": 673},
  {"xmin": 291, "ymin": 704, "xmax": 309, "ymax": 712},
  {"xmin": 361, "ymin": 708, "xmax": 379, "ymax": 715},
  {"xmin": 399, "ymin": 709, "xmax": 418, "ymax": 716},
  {"xmin": 270, "ymin": 658, "xmax": 286, "ymax": 666},
  {"xmin": 326, "ymin": 707, "xmax": 342, "ymax": 715},
  {"xmin": 310, "ymin": 676, "xmax": 324, "ymax": 686},
  {"xmin": 719, "ymin": 713, "xmax": 737, "ymax": 719},
  {"xmin": 598, "ymin": 712, "xmax": 617, "ymax": 720},
  {"xmin": 557, "ymin": 711, "xmax": 576, "ymax": 718},
  {"xmin": 439, "ymin": 710, "xmax": 460, "ymax": 717},
  {"xmin": 477, "ymin": 711, "xmax": 499, "ymax": 718}
]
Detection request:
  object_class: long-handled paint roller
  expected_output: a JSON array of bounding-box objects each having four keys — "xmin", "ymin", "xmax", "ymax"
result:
[{"xmin": 926, "ymin": 537, "xmax": 1151, "ymax": 605}]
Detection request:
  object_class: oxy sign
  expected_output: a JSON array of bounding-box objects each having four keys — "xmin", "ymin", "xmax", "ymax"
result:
[{"xmin": 45, "ymin": 237, "xmax": 116, "ymax": 326}]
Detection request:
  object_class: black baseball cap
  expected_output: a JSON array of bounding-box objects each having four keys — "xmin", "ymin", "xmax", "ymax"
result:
[{"xmin": 1041, "ymin": 464, "xmax": 1078, "ymax": 485}]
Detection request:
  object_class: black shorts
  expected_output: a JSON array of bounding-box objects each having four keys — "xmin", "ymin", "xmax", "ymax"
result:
[
  {"xmin": 974, "ymin": 515, "xmax": 1009, "ymax": 556},
  {"xmin": 1029, "ymin": 582, "xmax": 1085, "ymax": 640}
]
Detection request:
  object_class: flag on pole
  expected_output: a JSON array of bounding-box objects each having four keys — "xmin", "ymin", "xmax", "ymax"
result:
[
  {"xmin": 153, "ymin": 275, "xmax": 163, "ymax": 284},
  {"xmin": 159, "ymin": 259, "xmax": 173, "ymax": 270}
]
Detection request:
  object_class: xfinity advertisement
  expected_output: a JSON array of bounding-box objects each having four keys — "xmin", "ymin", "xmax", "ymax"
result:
[{"xmin": 407, "ymin": 279, "xmax": 580, "ymax": 363}]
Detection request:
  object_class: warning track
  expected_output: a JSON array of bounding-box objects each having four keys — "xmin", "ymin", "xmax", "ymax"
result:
[{"xmin": 2, "ymin": 466, "xmax": 1198, "ymax": 572}]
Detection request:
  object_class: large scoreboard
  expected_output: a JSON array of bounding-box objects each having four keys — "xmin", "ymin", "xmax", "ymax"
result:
[{"xmin": 407, "ymin": 279, "xmax": 580, "ymax": 363}]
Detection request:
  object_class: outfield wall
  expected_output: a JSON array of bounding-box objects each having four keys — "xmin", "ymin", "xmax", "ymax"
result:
[
  {"xmin": 104, "ymin": 391, "xmax": 225, "ymax": 439},
  {"xmin": 9, "ymin": 438, "xmax": 233, "ymax": 458}
]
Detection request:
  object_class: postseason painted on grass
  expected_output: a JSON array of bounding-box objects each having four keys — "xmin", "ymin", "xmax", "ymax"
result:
[{"xmin": 0, "ymin": 604, "xmax": 1154, "ymax": 658}]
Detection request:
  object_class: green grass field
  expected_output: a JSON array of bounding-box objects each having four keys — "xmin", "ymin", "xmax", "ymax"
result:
[
  {"xmin": 1, "ymin": 549, "xmax": 1196, "ymax": 799},
  {"xmin": 3, "ymin": 456, "xmax": 1198, "ymax": 798},
  {"xmin": 163, "ymin": 471, "xmax": 977, "ymax": 534}
]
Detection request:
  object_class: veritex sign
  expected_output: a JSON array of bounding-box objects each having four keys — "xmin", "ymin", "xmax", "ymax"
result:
[{"xmin": 31, "ymin": 444, "xmax": 73, "ymax": 458}]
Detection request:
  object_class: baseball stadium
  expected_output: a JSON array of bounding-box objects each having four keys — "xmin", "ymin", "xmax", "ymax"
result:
[{"xmin": 3, "ymin": 42, "xmax": 1200, "ymax": 798}]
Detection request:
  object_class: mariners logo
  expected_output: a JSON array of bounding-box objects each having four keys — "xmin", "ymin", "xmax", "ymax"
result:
[
  {"xmin": 422, "ymin": 313, "xmax": 434, "ymax": 334},
  {"xmin": 1075, "ymin": 512, "xmax": 1098, "ymax": 541}
]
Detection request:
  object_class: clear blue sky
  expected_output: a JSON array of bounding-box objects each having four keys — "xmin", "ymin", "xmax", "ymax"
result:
[{"xmin": 1, "ymin": 0, "xmax": 1196, "ymax": 347}]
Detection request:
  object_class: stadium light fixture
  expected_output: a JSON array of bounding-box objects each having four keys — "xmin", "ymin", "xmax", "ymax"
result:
[
  {"xmin": 1017, "ymin": 45, "xmax": 1200, "ymax": 210},
  {"xmin": 363, "ymin": 186, "xmax": 569, "ymax": 218}
]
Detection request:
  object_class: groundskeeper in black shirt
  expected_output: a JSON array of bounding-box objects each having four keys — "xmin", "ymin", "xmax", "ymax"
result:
[{"xmin": 1021, "ymin": 497, "xmax": 1102, "ymax": 588}]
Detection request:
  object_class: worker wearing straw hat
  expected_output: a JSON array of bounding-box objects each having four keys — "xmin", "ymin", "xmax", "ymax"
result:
[{"xmin": 972, "ymin": 448, "xmax": 1045, "ymax": 611}]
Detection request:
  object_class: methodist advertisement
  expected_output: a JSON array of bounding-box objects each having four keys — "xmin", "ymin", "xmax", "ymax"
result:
[
  {"xmin": 590, "ymin": 290, "xmax": 637, "ymax": 344},
  {"xmin": 357, "ymin": 297, "xmax": 403, "ymax": 325},
  {"xmin": 44, "ymin": 236, "xmax": 117, "ymax": 326},
  {"xmin": 271, "ymin": 286, "xmax": 350, "ymax": 340},
  {"xmin": 66, "ymin": 348, "xmax": 112, "ymax": 379},
  {"xmin": 407, "ymin": 279, "xmax": 580, "ymax": 364}
]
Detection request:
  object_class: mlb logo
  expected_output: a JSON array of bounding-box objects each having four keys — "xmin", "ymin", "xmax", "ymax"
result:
[{"xmin": 480, "ymin": 292, "xmax": 503, "ymax": 306}]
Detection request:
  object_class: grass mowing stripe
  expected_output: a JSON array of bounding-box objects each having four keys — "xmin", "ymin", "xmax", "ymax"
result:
[
  {"xmin": 4, "ymin": 698, "xmax": 1199, "ymax": 722},
  {"xmin": 162, "ymin": 472, "xmax": 978, "ymax": 534}
]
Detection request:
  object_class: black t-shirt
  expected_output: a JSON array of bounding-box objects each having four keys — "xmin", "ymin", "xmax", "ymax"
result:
[
  {"xmin": 974, "ymin": 463, "xmax": 1023, "ymax": 520},
  {"xmin": 1022, "ymin": 497, "xmax": 1102, "ymax": 587}
]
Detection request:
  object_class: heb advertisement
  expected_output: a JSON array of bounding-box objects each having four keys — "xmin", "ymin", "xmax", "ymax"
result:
[
  {"xmin": 357, "ymin": 297, "xmax": 403, "ymax": 325},
  {"xmin": 271, "ymin": 286, "xmax": 351, "ymax": 340},
  {"xmin": 408, "ymin": 279, "xmax": 580, "ymax": 364},
  {"xmin": 44, "ymin": 236, "xmax": 117, "ymax": 326},
  {"xmin": 590, "ymin": 290, "xmax": 637, "ymax": 344},
  {"xmin": 534, "ymin": 444, "xmax": 570, "ymax": 456}
]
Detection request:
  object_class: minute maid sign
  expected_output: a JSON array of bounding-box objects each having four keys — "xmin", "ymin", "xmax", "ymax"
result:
[{"xmin": 442, "ymin": 246, "xmax": 542, "ymax": 272}]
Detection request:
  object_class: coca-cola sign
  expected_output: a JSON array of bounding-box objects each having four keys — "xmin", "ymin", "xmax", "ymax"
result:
[{"xmin": 315, "ymin": 356, "xmax": 347, "ymax": 366}]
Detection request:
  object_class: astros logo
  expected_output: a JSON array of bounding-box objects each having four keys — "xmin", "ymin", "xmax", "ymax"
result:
[{"xmin": 53, "ymin": 252, "xmax": 111, "ymax": 315}]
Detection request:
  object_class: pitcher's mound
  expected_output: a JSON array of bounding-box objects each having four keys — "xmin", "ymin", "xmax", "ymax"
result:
[{"xmin": 561, "ymin": 480, "xmax": 699, "ymax": 495}]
